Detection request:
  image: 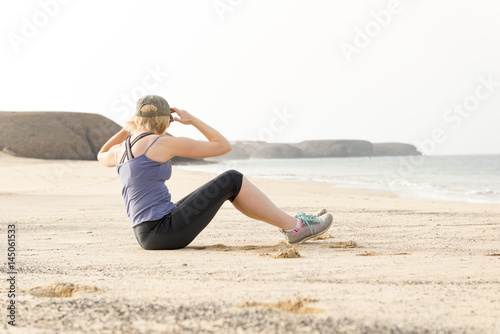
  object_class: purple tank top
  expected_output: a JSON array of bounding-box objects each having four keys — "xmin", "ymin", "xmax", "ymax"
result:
[{"xmin": 116, "ymin": 136, "xmax": 176, "ymax": 227}]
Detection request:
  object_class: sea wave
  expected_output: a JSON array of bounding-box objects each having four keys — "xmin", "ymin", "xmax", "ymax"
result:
[{"xmin": 176, "ymin": 156, "xmax": 500, "ymax": 204}]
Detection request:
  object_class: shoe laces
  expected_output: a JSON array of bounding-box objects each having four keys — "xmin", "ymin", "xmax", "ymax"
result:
[{"xmin": 294, "ymin": 212, "xmax": 319, "ymax": 235}]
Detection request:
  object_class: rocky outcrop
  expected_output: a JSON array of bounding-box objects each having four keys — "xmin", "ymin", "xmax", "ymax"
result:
[
  {"xmin": 0, "ymin": 112, "xmax": 118, "ymax": 160},
  {"xmin": 254, "ymin": 144, "xmax": 303, "ymax": 159},
  {"xmin": 291, "ymin": 140, "xmax": 374, "ymax": 158},
  {"xmin": 372, "ymin": 143, "xmax": 420, "ymax": 156},
  {"xmin": 209, "ymin": 139, "xmax": 420, "ymax": 160},
  {"xmin": 218, "ymin": 142, "xmax": 304, "ymax": 160},
  {"xmin": 0, "ymin": 112, "xmax": 203, "ymax": 164}
]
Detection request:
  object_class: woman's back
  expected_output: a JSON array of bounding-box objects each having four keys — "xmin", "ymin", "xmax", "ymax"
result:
[{"xmin": 116, "ymin": 135, "xmax": 176, "ymax": 227}]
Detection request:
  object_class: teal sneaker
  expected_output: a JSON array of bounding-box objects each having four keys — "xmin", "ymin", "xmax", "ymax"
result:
[
  {"xmin": 281, "ymin": 212, "xmax": 333, "ymax": 244},
  {"xmin": 293, "ymin": 209, "xmax": 327, "ymax": 220},
  {"xmin": 311, "ymin": 208, "xmax": 327, "ymax": 217}
]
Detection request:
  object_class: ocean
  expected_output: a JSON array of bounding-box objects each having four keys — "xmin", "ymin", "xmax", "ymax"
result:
[{"xmin": 176, "ymin": 155, "xmax": 500, "ymax": 204}]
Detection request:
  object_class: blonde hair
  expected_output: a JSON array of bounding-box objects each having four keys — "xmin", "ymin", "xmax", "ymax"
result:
[{"xmin": 124, "ymin": 104, "xmax": 170, "ymax": 134}]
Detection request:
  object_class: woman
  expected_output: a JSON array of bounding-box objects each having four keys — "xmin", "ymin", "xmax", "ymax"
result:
[{"xmin": 97, "ymin": 95, "xmax": 333, "ymax": 250}]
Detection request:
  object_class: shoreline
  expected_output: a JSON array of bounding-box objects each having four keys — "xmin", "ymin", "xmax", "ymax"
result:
[
  {"xmin": 174, "ymin": 162, "xmax": 500, "ymax": 206},
  {"xmin": 3, "ymin": 151, "xmax": 498, "ymax": 204},
  {"xmin": 1, "ymin": 155, "xmax": 499, "ymax": 333}
]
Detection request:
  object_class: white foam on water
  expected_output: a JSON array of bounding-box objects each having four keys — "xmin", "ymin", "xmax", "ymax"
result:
[{"xmin": 176, "ymin": 155, "xmax": 500, "ymax": 204}]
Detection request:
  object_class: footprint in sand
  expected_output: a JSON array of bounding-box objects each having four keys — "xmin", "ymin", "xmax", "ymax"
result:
[
  {"xmin": 311, "ymin": 233, "xmax": 332, "ymax": 240},
  {"xmin": 356, "ymin": 251, "xmax": 411, "ymax": 256},
  {"xmin": 27, "ymin": 282, "xmax": 98, "ymax": 298},
  {"xmin": 321, "ymin": 240, "xmax": 358, "ymax": 249},
  {"xmin": 193, "ymin": 242, "xmax": 302, "ymax": 258},
  {"xmin": 192, "ymin": 242, "xmax": 289, "ymax": 252},
  {"xmin": 238, "ymin": 297, "xmax": 323, "ymax": 314}
]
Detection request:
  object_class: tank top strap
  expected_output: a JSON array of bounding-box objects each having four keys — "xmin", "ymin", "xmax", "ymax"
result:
[
  {"xmin": 115, "ymin": 142, "xmax": 124, "ymax": 165},
  {"xmin": 143, "ymin": 134, "xmax": 167, "ymax": 155}
]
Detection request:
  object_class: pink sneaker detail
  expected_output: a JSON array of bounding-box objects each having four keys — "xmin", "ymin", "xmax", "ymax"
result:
[{"xmin": 290, "ymin": 218, "xmax": 303, "ymax": 234}]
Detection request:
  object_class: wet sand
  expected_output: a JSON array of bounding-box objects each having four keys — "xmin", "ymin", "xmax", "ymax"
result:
[{"xmin": 0, "ymin": 153, "xmax": 499, "ymax": 333}]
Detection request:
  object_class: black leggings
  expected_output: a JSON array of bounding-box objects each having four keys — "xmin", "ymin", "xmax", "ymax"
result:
[{"xmin": 133, "ymin": 169, "xmax": 244, "ymax": 250}]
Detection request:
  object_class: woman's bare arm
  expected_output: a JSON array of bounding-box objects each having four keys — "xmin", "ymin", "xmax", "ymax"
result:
[
  {"xmin": 166, "ymin": 108, "xmax": 231, "ymax": 159},
  {"xmin": 97, "ymin": 128, "xmax": 129, "ymax": 167}
]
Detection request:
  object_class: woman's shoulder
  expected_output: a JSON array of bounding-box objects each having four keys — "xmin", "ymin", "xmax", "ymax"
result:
[{"xmin": 156, "ymin": 134, "xmax": 190, "ymax": 146}]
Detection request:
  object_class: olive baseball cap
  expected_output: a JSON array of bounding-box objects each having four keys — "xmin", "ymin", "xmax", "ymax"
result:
[{"xmin": 136, "ymin": 95, "xmax": 173, "ymax": 121}]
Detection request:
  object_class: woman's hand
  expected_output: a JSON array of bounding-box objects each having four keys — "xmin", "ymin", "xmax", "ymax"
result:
[{"xmin": 170, "ymin": 108, "xmax": 198, "ymax": 125}]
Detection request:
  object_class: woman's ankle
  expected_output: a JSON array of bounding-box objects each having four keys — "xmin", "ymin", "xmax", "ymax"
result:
[{"xmin": 283, "ymin": 217, "xmax": 302, "ymax": 232}]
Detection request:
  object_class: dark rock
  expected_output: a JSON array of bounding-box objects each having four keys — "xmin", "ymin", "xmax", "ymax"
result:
[
  {"xmin": 211, "ymin": 140, "xmax": 420, "ymax": 160},
  {"xmin": 0, "ymin": 111, "xmax": 120, "ymax": 160},
  {"xmin": 253, "ymin": 144, "xmax": 303, "ymax": 159},
  {"xmin": 373, "ymin": 143, "xmax": 421, "ymax": 156},
  {"xmin": 291, "ymin": 140, "xmax": 374, "ymax": 158}
]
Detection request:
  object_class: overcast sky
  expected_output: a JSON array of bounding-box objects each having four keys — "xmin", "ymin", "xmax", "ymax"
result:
[{"xmin": 1, "ymin": 0, "xmax": 499, "ymax": 155}]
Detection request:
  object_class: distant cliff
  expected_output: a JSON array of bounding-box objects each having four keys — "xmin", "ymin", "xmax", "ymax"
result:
[
  {"xmin": 372, "ymin": 143, "xmax": 421, "ymax": 156},
  {"xmin": 0, "ymin": 112, "xmax": 201, "ymax": 164},
  {"xmin": 210, "ymin": 140, "xmax": 420, "ymax": 160}
]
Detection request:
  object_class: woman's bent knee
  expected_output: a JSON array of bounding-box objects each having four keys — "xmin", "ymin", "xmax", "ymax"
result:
[{"xmin": 223, "ymin": 169, "xmax": 243, "ymax": 202}]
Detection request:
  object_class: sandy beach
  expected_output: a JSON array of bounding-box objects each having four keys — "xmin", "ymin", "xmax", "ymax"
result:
[{"xmin": 0, "ymin": 152, "xmax": 499, "ymax": 334}]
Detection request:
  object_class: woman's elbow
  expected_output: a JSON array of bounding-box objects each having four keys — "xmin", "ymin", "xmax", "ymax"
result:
[
  {"xmin": 214, "ymin": 142, "xmax": 231, "ymax": 157},
  {"xmin": 97, "ymin": 153, "xmax": 111, "ymax": 167},
  {"xmin": 224, "ymin": 142, "xmax": 232, "ymax": 154}
]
